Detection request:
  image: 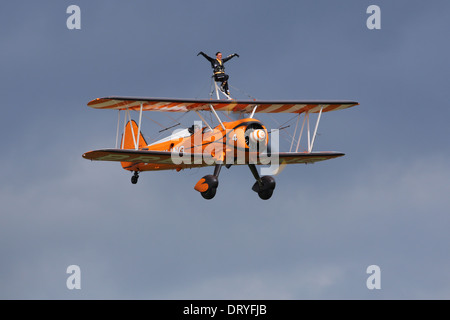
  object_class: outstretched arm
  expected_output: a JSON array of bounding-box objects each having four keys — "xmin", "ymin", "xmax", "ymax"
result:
[
  {"xmin": 197, "ymin": 51, "xmax": 214, "ymax": 63},
  {"xmin": 223, "ymin": 53, "xmax": 239, "ymax": 63}
]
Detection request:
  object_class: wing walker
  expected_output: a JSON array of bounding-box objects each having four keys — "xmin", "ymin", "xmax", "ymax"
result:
[{"xmin": 83, "ymin": 56, "xmax": 359, "ymax": 200}]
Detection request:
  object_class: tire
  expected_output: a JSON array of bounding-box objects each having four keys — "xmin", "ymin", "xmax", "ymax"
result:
[
  {"xmin": 252, "ymin": 176, "xmax": 275, "ymax": 199},
  {"xmin": 258, "ymin": 189, "xmax": 273, "ymax": 200},
  {"xmin": 198, "ymin": 175, "xmax": 218, "ymax": 199},
  {"xmin": 201, "ymin": 187, "xmax": 217, "ymax": 200}
]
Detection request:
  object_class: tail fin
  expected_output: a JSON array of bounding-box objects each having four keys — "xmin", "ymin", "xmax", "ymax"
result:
[{"xmin": 120, "ymin": 120, "xmax": 148, "ymax": 150}]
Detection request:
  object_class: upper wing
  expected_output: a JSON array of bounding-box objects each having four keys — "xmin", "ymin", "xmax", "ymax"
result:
[{"xmin": 87, "ymin": 97, "xmax": 359, "ymax": 114}]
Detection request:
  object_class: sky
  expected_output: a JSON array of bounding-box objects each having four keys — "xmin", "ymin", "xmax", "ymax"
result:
[{"xmin": 1, "ymin": 0, "xmax": 450, "ymax": 300}]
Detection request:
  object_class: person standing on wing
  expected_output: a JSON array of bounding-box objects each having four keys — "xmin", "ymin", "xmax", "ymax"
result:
[{"xmin": 197, "ymin": 51, "xmax": 239, "ymax": 95}]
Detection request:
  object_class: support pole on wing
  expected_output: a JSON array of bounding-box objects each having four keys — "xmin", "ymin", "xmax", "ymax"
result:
[
  {"xmin": 295, "ymin": 113, "xmax": 307, "ymax": 153},
  {"xmin": 293, "ymin": 106, "xmax": 324, "ymax": 153},
  {"xmin": 213, "ymin": 80, "xmax": 232, "ymax": 100},
  {"xmin": 115, "ymin": 110, "xmax": 121, "ymax": 148},
  {"xmin": 136, "ymin": 102, "xmax": 144, "ymax": 150},
  {"xmin": 249, "ymin": 105, "xmax": 258, "ymax": 119},
  {"xmin": 121, "ymin": 108, "xmax": 129, "ymax": 149},
  {"xmin": 289, "ymin": 113, "xmax": 301, "ymax": 153},
  {"xmin": 214, "ymin": 80, "xmax": 220, "ymax": 100},
  {"xmin": 309, "ymin": 106, "xmax": 323, "ymax": 152},
  {"xmin": 210, "ymin": 104, "xmax": 226, "ymax": 131},
  {"xmin": 307, "ymin": 112, "xmax": 311, "ymax": 153}
]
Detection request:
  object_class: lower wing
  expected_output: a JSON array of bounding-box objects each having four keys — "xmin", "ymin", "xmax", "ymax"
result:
[{"xmin": 82, "ymin": 149, "xmax": 344, "ymax": 171}]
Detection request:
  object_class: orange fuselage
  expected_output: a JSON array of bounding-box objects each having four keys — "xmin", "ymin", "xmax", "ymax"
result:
[{"xmin": 120, "ymin": 118, "xmax": 268, "ymax": 172}]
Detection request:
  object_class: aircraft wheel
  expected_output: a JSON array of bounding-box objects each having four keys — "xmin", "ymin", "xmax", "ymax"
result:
[
  {"xmin": 195, "ymin": 175, "xmax": 218, "ymax": 200},
  {"xmin": 258, "ymin": 189, "xmax": 274, "ymax": 200},
  {"xmin": 131, "ymin": 172, "xmax": 139, "ymax": 184},
  {"xmin": 201, "ymin": 187, "xmax": 217, "ymax": 200},
  {"xmin": 252, "ymin": 176, "xmax": 276, "ymax": 200}
]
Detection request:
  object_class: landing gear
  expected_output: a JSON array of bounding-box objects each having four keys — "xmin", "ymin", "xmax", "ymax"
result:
[
  {"xmin": 194, "ymin": 164, "xmax": 275, "ymax": 200},
  {"xmin": 194, "ymin": 164, "xmax": 222, "ymax": 200},
  {"xmin": 199, "ymin": 175, "xmax": 218, "ymax": 199},
  {"xmin": 252, "ymin": 176, "xmax": 276, "ymax": 200},
  {"xmin": 131, "ymin": 171, "xmax": 139, "ymax": 184},
  {"xmin": 248, "ymin": 164, "xmax": 276, "ymax": 200}
]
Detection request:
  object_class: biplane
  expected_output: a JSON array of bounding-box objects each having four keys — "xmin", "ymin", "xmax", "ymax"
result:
[{"xmin": 82, "ymin": 81, "xmax": 358, "ymax": 200}]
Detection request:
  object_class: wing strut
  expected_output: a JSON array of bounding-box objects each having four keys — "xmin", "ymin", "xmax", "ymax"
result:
[
  {"xmin": 309, "ymin": 106, "xmax": 323, "ymax": 152},
  {"xmin": 121, "ymin": 109, "xmax": 127, "ymax": 149},
  {"xmin": 209, "ymin": 104, "xmax": 226, "ymax": 131},
  {"xmin": 136, "ymin": 102, "xmax": 143, "ymax": 150},
  {"xmin": 249, "ymin": 105, "xmax": 258, "ymax": 118},
  {"xmin": 126, "ymin": 103, "xmax": 144, "ymax": 150},
  {"xmin": 120, "ymin": 108, "xmax": 139, "ymax": 150},
  {"xmin": 212, "ymin": 79, "xmax": 232, "ymax": 100},
  {"xmin": 291, "ymin": 106, "xmax": 324, "ymax": 153},
  {"xmin": 115, "ymin": 110, "xmax": 121, "ymax": 148},
  {"xmin": 289, "ymin": 113, "xmax": 301, "ymax": 152}
]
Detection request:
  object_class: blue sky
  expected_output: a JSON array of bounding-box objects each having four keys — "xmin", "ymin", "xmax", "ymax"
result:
[{"xmin": 1, "ymin": 0, "xmax": 450, "ymax": 299}]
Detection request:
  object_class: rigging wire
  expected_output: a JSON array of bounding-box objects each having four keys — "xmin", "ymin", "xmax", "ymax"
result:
[
  {"xmin": 221, "ymin": 111, "xmax": 233, "ymax": 121},
  {"xmin": 267, "ymin": 113, "xmax": 304, "ymax": 149},
  {"xmin": 130, "ymin": 109, "xmax": 192, "ymax": 144},
  {"xmin": 229, "ymin": 84, "xmax": 256, "ymax": 101}
]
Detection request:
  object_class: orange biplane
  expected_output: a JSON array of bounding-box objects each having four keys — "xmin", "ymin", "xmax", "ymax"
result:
[{"xmin": 83, "ymin": 83, "xmax": 358, "ymax": 200}]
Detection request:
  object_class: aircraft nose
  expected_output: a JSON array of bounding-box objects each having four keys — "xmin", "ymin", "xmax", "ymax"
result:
[{"xmin": 249, "ymin": 129, "xmax": 266, "ymax": 144}]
